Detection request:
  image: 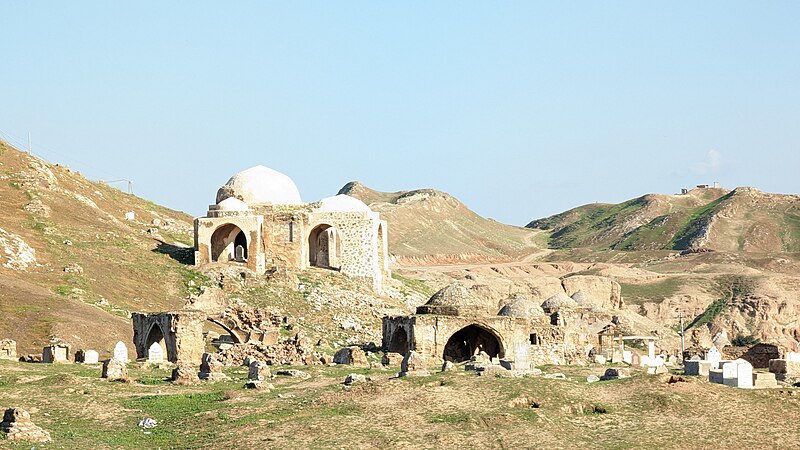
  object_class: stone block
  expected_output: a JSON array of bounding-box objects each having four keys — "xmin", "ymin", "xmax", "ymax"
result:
[
  {"xmin": 248, "ymin": 361, "xmax": 272, "ymax": 381},
  {"xmin": 600, "ymin": 368, "xmax": 629, "ymax": 381},
  {"xmin": 83, "ymin": 350, "xmax": 99, "ymax": 364},
  {"xmin": 333, "ymin": 346, "xmax": 368, "ymax": 367},
  {"xmin": 0, "ymin": 339, "xmax": 17, "ymax": 360},
  {"xmin": 722, "ymin": 362, "xmax": 738, "ymax": 387},
  {"xmin": 708, "ymin": 369, "xmax": 724, "ymax": 384},
  {"xmin": 768, "ymin": 359, "xmax": 800, "ymax": 380},
  {"xmin": 0, "ymin": 408, "xmax": 51, "ymax": 443},
  {"xmin": 736, "ymin": 360, "xmax": 753, "ymax": 388},
  {"xmin": 102, "ymin": 358, "xmax": 129, "ymax": 382},
  {"xmin": 753, "ymin": 372, "xmax": 778, "ymax": 389},
  {"xmin": 684, "ymin": 360, "xmax": 702, "ymax": 376},
  {"xmin": 381, "ymin": 352, "xmax": 403, "ymax": 367}
]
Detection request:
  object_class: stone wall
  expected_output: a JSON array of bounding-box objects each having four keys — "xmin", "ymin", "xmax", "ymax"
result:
[
  {"xmin": 723, "ymin": 343, "xmax": 781, "ymax": 368},
  {"xmin": 132, "ymin": 310, "xmax": 206, "ymax": 364}
]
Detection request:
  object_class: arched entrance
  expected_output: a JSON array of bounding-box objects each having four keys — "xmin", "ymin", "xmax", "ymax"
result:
[
  {"xmin": 443, "ymin": 324, "xmax": 504, "ymax": 363},
  {"xmin": 309, "ymin": 224, "xmax": 340, "ymax": 269},
  {"xmin": 210, "ymin": 224, "xmax": 247, "ymax": 262},
  {"xmin": 145, "ymin": 323, "xmax": 165, "ymax": 357},
  {"xmin": 389, "ymin": 328, "xmax": 409, "ymax": 355}
]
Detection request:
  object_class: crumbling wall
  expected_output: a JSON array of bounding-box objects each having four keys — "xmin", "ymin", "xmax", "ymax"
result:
[{"xmin": 132, "ymin": 310, "xmax": 206, "ymax": 364}]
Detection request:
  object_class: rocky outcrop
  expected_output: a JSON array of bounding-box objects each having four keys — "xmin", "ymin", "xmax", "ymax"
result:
[
  {"xmin": 0, "ymin": 408, "xmax": 51, "ymax": 443},
  {"xmin": 561, "ymin": 276, "xmax": 624, "ymax": 310}
]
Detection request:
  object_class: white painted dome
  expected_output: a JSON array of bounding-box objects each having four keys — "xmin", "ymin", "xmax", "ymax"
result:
[
  {"xmin": 215, "ymin": 165, "xmax": 302, "ymax": 205},
  {"xmin": 315, "ymin": 194, "xmax": 372, "ymax": 213},
  {"xmin": 216, "ymin": 197, "xmax": 249, "ymax": 211}
]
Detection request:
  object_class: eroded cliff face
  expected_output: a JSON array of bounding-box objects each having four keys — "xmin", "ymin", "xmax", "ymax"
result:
[{"xmin": 561, "ymin": 275, "xmax": 624, "ymax": 311}]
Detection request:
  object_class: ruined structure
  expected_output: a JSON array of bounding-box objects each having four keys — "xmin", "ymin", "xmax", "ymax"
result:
[
  {"xmin": 132, "ymin": 311, "xmax": 206, "ymax": 364},
  {"xmin": 382, "ymin": 283, "xmax": 614, "ymax": 367},
  {"xmin": 194, "ymin": 166, "xmax": 390, "ymax": 292}
]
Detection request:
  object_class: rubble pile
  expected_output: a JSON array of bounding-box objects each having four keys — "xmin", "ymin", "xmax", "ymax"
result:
[{"xmin": 217, "ymin": 334, "xmax": 324, "ymax": 366}]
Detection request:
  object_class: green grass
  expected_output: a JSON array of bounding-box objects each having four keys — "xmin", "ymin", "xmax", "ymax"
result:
[
  {"xmin": 619, "ymin": 277, "xmax": 683, "ymax": 305},
  {"xmin": 392, "ymin": 272, "xmax": 435, "ymax": 297},
  {"xmin": 428, "ymin": 412, "xmax": 471, "ymax": 424},
  {"xmin": 670, "ymin": 192, "xmax": 731, "ymax": 250}
]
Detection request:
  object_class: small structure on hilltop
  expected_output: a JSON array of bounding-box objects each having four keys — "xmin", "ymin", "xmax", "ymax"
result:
[
  {"xmin": 194, "ymin": 166, "xmax": 390, "ymax": 292},
  {"xmin": 382, "ymin": 282, "xmax": 615, "ymax": 368}
]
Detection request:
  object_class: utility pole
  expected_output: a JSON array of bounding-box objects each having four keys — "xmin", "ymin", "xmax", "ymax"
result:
[{"xmin": 679, "ymin": 310, "xmax": 685, "ymax": 359}]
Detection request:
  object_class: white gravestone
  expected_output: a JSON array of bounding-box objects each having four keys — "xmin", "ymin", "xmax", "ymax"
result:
[
  {"xmin": 147, "ymin": 342, "xmax": 164, "ymax": 364},
  {"xmin": 113, "ymin": 341, "xmax": 128, "ymax": 363},
  {"xmin": 706, "ymin": 346, "xmax": 721, "ymax": 369},
  {"xmin": 735, "ymin": 359, "xmax": 753, "ymax": 388},
  {"xmin": 722, "ymin": 362, "xmax": 739, "ymax": 387},
  {"xmin": 83, "ymin": 350, "xmax": 99, "ymax": 364}
]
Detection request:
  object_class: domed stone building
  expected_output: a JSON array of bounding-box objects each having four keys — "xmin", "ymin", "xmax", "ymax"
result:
[
  {"xmin": 194, "ymin": 166, "xmax": 390, "ymax": 292},
  {"xmin": 382, "ymin": 282, "xmax": 616, "ymax": 367}
]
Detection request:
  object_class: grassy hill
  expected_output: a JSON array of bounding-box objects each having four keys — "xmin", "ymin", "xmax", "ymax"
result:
[
  {"xmin": 528, "ymin": 187, "xmax": 800, "ymax": 252},
  {"xmin": 339, "ymin": 182, "xmax": 542, "ymax": 264},
  {"xmin": 0, "ymin": 140, "xmax": 200, "ymax": 355}
]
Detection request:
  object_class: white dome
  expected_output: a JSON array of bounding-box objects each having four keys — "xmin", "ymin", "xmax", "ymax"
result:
[
  {"xmin": 315, "ymin": 194, "xmax": 372, "ymax": 213},
  {"xmin": 216, "ymin": 197, "xmax": 249, "ymax": 211},
  {"xmin": 216, "ymin": 165, "xmax": 302, "ymax": 205}
]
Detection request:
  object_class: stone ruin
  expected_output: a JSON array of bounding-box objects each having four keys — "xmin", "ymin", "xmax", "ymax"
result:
[
  {"xmin": 132, "ymin": 310, "xmax": 205, "ymax": 364},
  {"xmin": 382, "ymin": 282, "xmax": 616, "ymax": 370},
  {"xmin": 0, "ymin": 339, "xmax": 17, "ymax": 360},
  {"xmin": 74, "ymin": 349, "xmax": 100, "ymax": 364},
  {"xmin": 0, "ymin": 408, "xmax": 51, "ymax": 443},
  {"xmin": 42, "ymin": 341, "xmax": 71, "ymax": 364}
]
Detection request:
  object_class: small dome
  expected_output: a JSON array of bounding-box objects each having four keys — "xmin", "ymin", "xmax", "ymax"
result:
[
  {"xmin": 498, "ymin": 294, "xmax": 545, "ymax": 318},
  {"xmin": 541, "ymin": 292, "xmax": 578, "ymax": 313},
  {"xmin": 571, "ymin": 291, "xmax": 590, "ymax": 305},
  {"xmin": 315, "ymin": 194, "xmax": 372, "ymax": 213},
  {"xmin": 416, "ymin": 282, "xmax": 489, "ymax": 316},
  {"xmin": 216, "ymin": 197, "xmax": 249, "ymax": 211},
  {"xmin": 216, "ymin": 165, "xmax": 302, "ymax": 205}
]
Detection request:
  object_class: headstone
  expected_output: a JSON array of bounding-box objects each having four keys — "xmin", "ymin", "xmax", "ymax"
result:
[
  {"xmin": 0, "ymin": 339, "xmax": 17, "ymax": 360},
  {"xmin": 235, "ymin": 245, "xmax": 245, "ymax": 262},
  {"xmin": 648, "ymin": 341, "xmax": 656, "ymax": 361},
  {"xmin": 786, "ymin": 352, "xmax": 800, "ymax": 362},
  {"xmin": 514, "ymin": 341, "xmax": 530, "ymax": 371},
  {"xmin": 199, "ymin": 352, "xmax": 230, "ymax": 382},
  {"xmin": 623, "ymin": 350, "xmax": 632, "ymax": 365},
  {"xmin": 102, "ymin": 358, "xmax": 129, "ymax": 382},
  {"xmin": 0, "ymin": 408, "xmax": 51, "ymax": 443},
  {"xmin": 736, "ymin": 360, "xmax": 753, "ymax": 388},
  {"xmin": 722, "ymin": 362, "xmax": 738, "ymax": 387},
  {"xmin": 631, "ymin": 353, "xmax": 641, "ymax": 366},
  {"xmin": 706, "ymin": 346, "xmax": 721, "ymax": 369},
  {"xmin": 147, "ymin": 342, "xmax": 164, "ymax": 364},
  {"xmin": 113, "ymin": 341, "xmax": 128, "ymax": 363},
  {"xmin": 684, "ymin": 360, "xmax": 702, "ymax": 376},
  {"xmin": 83, "ymin": 350, "xmax": 99, "ymax": 364},
  {"xmin": 594, "ymin": 354, "xmax": 606, "ymax": 365}
]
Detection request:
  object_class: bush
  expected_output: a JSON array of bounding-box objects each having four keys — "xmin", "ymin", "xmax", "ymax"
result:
[{"xmin": 732, "ymin": 335, "xmax": 760, "ymax": 347}]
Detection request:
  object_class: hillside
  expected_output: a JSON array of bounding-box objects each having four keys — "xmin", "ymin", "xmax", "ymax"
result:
[
  {"xmin": 528, "ymin": 187, "xmax": 800, "ymax": 252},
  {"xmin": 0, "ymin": 141, "xmax": 202, "ymax": 355},
  {"xmin": 339, "ymin": 182, "xmax": 543, "ymax": 264}
]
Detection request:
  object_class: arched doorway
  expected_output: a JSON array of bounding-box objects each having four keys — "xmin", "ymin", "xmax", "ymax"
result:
[
  {"xmin": 210, "ymin": 224, "xmax": 247, "ymax": 262},
  {"xmin": 443, "ymin": 324, "xmax": 504, "ymax": 363},
  {"xmin": 309, "ymin": 224, "xmax": 340, "ymax": 269},
  {"xmin": 145, "ymin": 323, "xmax": 166, "ymax": 358},
  {"xmin": 389, "ymin": 328, "xmax": 409, "ymax": 355}
]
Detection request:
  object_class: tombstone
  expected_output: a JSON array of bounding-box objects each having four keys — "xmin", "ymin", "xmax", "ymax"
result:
[
  {"xmin": 623, "ymin": 350, "xmax": 632, "ymax": 365},
  {"xmin": 83, "ymin": 350, "xmax": 99, "ymax": 364},
  {"xmin": 722, "ymin": 361, "xmax": 739, "ymax": 387},
  {"xmin": 234, "ymin": 245, "xmax": 245, "ymax": 262},
  {"xmin": 248, "ymin": 360, "xmax": 272, "ymax": 381},
  {"xmin": 648, "ymin": 341, "xmax": 656, "ymax": 361},
  {"xmin": 113, "ymin": 341, "xmax": 128, "ymax": 363},
  {"xmin": 147, "ymin": 342, "xmax": 164, "ymax": 364},
  {"xmin": 786, "ymin": 352, "xmax": 800, "ymax": 362},
  {"xmin": 706, "ymin": 346, "xmax": 721, "ymax": 369},
  {"xmin": 684, "ymin": 360, "xmax": 702, "ymax": 376},
  {"xmin": 514, "ymin": 341, "xmax": 530, "ymax": 371},
  {"xmin": 736, "ymin": 360, "xmax": 753, "ymax": 388}
]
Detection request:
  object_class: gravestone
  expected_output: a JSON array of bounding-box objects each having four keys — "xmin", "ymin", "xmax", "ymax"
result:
[
  {"xmin": 147, "ymin": 342, "xmax": 164, "ymax": 364},
  {"xmin": 113, "ymin": 341, "xmax": 128, "ymax": 363},
  {"xmin": 684, "ymin": 360, "xmax": 702, "ymax": 376},
  {"xmin": 786, "ymin": 352, "xmax": 800, "ymax": 362},
  {"xmin": 722, "ymin": 362, "xmax": 739, "ymax": 387},
  {"xmin": 514, "ymin": 341, "xmax": 530, "ymax": 371},
  {"xmin": 736, "ymin": 360, "xmax": 753, "ymax": 388},
  {"xmin": 42, "ymin": 342, "xmax": 70, "ymax": 364},
  {"xmin": 709, "ymin": 368, "xmax": 724, "ymax": 384},
  {"xmin": 752, "ymin": 372, "xmax": 778, "ymax": 389},
  {"xmin": 707, "ymin": 346, "xmax": 721, "ymax": 369},
  {"xmin": 235, "ymin": 245, "xmax": 245, "ymax": 262},
  {"xmin": 623, "ymin": 350, "xmax": 632, "ymax": 365},
  {"xmin": 83, "ymin": 350, "xmax": 99, "ymax": 364}
]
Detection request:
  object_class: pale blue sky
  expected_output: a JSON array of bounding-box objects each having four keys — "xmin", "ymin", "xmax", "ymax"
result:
[{"xmin": 1, "ymin": 2, "xmax": 798, "ymax": 225}]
